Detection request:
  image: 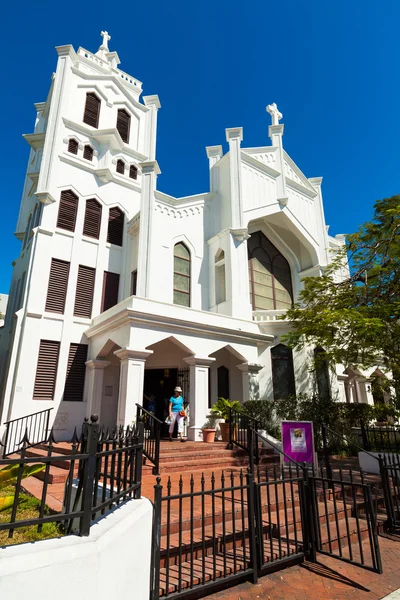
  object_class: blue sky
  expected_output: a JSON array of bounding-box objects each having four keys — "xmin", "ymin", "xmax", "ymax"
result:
[{"xmin": 1, "ymin": 1, "xmax": 399, "ymax": 292}]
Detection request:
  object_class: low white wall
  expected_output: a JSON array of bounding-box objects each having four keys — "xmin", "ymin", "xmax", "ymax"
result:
[
  {"xmin": 358, "ymin": 451, "xmax": 390, "ymax": 474},
  {"xmin": 0, "ymin": 498, "xmax": 152, "ymax": 599}
]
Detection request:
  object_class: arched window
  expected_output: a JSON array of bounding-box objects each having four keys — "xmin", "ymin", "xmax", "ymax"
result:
[
  {"xmin": 83, "ymin": 92, "xmax": 101, "ymax": 128},
  {"xmin": 116, "ymin": 159, "xmax": 125, "ymax": 175},
  {"xmin": 56, "ymin": 190, "xmax": 79, "ymax": 232},
  {"xmin": 173, "ymin": 242, "xmax": 190, "ymax": 307},
  {"xmin": 107, "ymin": 207, "xmax": 124, "ymax": 246},
  {"xmin": 129, "ymin": 165, "xmax": 138, "ymax": 180},
  {"xmin": 217, "ymin": 366, "xmax": 230, "ymax": 400},
  {"xmin": 215, "ymin": 249, "xmax": 226, "ymax": 305},
  {"xmin": 116, "ymin": 109, "xmax": 131, "ymax": 143},
  {"xmin": 271, "ymin": 344, "xmax": 296, "ymax": 400},
  {"xmin": 83, "ymin": 199, "xmax": 102, "ymax": 239},
  {"xmin": 68, "ymin": 138, "xmax": 78, "ymax": 155},
  {"xmin": 83, "ymin": 145, "xmax": 93, "ymax": 161},
  {"xmin": 248, "ymin": 231, "xmax": 293, "ymax": 310},
  {"xmin": 314, "ymin": 347, "xmax": 331, "ymax": 400}
]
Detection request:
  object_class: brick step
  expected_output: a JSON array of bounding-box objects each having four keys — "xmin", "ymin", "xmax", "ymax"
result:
[
  {"xmin": 157, "ymin": 449, "xmax": 274, "ymax": 464},
  {"xmin": 25, "ymin": 448, "xmax": 80, "ymax": 474},
  {"xmin": 35, "ymin": 465, "xmax": 70, "ymax": 484},
  {"xmin": 37, "ymin": 442, "xmax": 77, "ymax": 455},
  {"xmin": 158, "ymin": 540, "xmax": 299, "ymax": 596},
  {"xmin": 158, "ymin": 456, "xmax": 279, "ymax": 474}
]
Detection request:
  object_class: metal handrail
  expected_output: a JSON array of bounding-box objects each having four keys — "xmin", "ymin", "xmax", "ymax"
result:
[
  {"xmin": 3, "ymin": 407, "xmax": 53, "ymax": 426},
  {"xmin": 136, "ymin": 403, "xmax": 162, "ymax": 475},
  {"xmin": 2, "ymin": 407, "xmax": 53, "ymax": 457},
  {"xmin": 136, "ymin": 404, "xmax": 163, "ymax": 425},
  {"xmin": 249, "ymin": 427, "xmax": 303, "ymax": 468}
]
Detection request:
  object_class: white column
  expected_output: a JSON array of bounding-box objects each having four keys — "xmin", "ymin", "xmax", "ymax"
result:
[
  {"xmin": 136, "ymin": 161, "xmax": 160, "ymax": 298},
  {"xmin": 84, "ymin": 360, "xmax": 109, "ymax": 420},
  {"xmin": 143, "ymin": 95, "xmax": 161, "ymax": 161},
  {"xmin": 184, "ymin": 356, "xmax": 215, "ymax": 442},
  {"xmin": 206, "ymin": 145, "xmax": 223, "ymax": 169},
  {"xmin": 268, "ymin": 121, "xmax": 288, "ymax": 206},
  {"xmin": 114, "ymin": 348, "xmax": 153, "ymax": 427},
  {"xmin": 237, "ymin": 363, "xmax": 263, "ymax": 403},
  {"xmin": 225, "ymin": 128, "xmax": 244, "ymax": 229}
]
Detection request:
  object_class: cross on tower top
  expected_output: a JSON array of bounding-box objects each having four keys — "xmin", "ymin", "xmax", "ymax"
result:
[
  {"xmin": 266, "ymin": 103, "xmax": 283, "ymax": 126},
  {"xmin": 100, "ymin": 31, "xmax": 111, "ymax": 50}
]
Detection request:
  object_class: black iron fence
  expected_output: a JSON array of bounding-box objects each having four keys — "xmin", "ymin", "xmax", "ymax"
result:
[
  {"xmin": 228, "ymin": 407, "xmax": 259, "ymax": 465},
  {"xmin": 1, "ymin": 408, "xmax": 53, "ymax": 457},
  {"xmin": 136, "ymin": 403, "xmax": 163, "ymax": 475},
  {"xmin": 380, "ymin": 453, "xmax": 400, "ymax": 531},
  {"xmin": 361, "ymin": 423, "xmax": 400, "ymax": 453},
  {"xmin": 0, "ymin": 415, "xmax": 144, "ymax": 541}
]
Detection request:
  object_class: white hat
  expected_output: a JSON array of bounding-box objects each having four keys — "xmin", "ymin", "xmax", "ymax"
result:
[{"xmin": 174, "ymin": 386, "xmax": 182, "ymax": 393}]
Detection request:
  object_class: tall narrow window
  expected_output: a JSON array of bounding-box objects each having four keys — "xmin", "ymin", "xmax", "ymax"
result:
[
  {"xmin": 22, "ymin": 214, "xmax": 32, "ymax": 250},
  {"xmin": 107, "ymin": 207, "xmax": 124, "ymax": 246},
  {"xmin": 314, "ymin": 347, "xmax": 331, "ymax": 400},
  {"xmin": 116, "ymin": 109, "xmax": 131, "ymax": 143},
  {"xmin": 173, "ymin": 243, "xmax": 190, "ymax": 307},
  {"xmin": 271, "ymin": 344, "xmax": 296, "ymax": 400},
  {"xmin": 56, "ymin": 190, "xmax": 79, "ymax": 232},
  {"xmin": 83, "ymin": 92, "xmax": 100, "ymax": 128},
  {"xmin": 131, "ymin": 270, "xmax": 138, "ymax": 296},
  {"xmin": 215, "ymin": 249, "xmax": 226, "ymax": 305},
  {"xmin": 101, "ymin": 271, "xmax": 120, "ymax": 312},
  {"xmin": 68, "ymin": 139, "xmax": 78, "ymax": 155},
  {"xmin": 83, "ymin": 199, "xmax": 102, "ymax": 239},
  {"xmin": 45, "ymin": 259, "xmax": 70, "ymax": 314},
  {"xmin": 63, "ymin": 343, "xmax": 88, "ymax": 402},
  {"xmin": 248, "ymin": 231, "xmax": 293, "ymax": 310},
  {"xmin": 74, "ymin": 265, "xmax": 96, "ymax": 318},
  {"xmin": 116, "ymin": 159, "xmax": 125, "ymax": 175},
  {"xmin": 217, "ymin": 366, "xmax": 230, "ymax": 400},
  {"xmin": 33, "ymin": 340, "xmax": 60, "ymax": 400},
  {"xmin": 83, "ymin": 145, "xmax": 93, "ymax": 161},
  {"xmin": 129, "ymin": 165, "xmax": 138, "ymax": 180}
]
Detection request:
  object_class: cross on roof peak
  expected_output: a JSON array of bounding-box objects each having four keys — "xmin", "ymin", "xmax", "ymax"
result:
[
  {"xmin": 100, "ymin": 31, "xmax": 111, "ymax": 50},
  {"xmin": 266, "ymin": 103, "xmax": 283, "ymax": 126}
]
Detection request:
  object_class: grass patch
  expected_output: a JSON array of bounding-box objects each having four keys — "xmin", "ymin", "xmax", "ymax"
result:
[{"xmin": 0, "ymin": 485, "xmax": 65, "ymax": 547}]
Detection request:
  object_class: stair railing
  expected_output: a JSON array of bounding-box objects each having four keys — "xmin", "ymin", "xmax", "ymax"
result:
[
  {"xmin": 1, "ymin": 408, "xmax": 53, "ymax": 457},
  {"xmin": 136, "ymin": 403, "xmax": 163, "ymax": 475},
  {"xmin": 228, "ymin": 407, "xmax": 260, "ymax": 466}
]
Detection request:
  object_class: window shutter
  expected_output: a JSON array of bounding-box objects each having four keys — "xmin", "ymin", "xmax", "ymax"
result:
[
  {"xmin": 83, "ymin": 145, "xmax": 93, "ymax": 161},
  {"xmin": 129, "ymin": 165, "xmax": 138, "ymax": 180},
  {"xmin": 56, "ymin": 190, "xmax": 79, "ymax": 232},
  {"xmin": 68, "ymin": 139, "xmax": 78, "ymax": 154},
  {"xmin": 63, "ymin": 343, "xmax": 88, "ymax": 402},
  {"xmin": 116, "ymin": 159, "xmax": 125, "ymax": 175},
  {"xmin": 116, "ymin": 109, "xmax": 131, "ymax": 143},
  {"xmin": 45, "ymin": 258, "xmax": 70, "ymax": 314},
  {"xmin": 74, "ymin": 265, "xmax": 96, "ymax": 318},
  {"xmin": 83, "ymin": 199, "xmax": 102, "ymax": 239},
  {"xmin": 83, "ymin": 92, "xmax": 100, "ymax": 128},
  {"xmin": 131, "ymin": 270, "xmax": 137, "ymax": 296},
  {"xmin": 33, "ymin": 340, "xmax": 60, "ymax": 401},
  {"xmin": 107, "ymin": 207, "xmax": 124, "ymax": 246},
  {"xmin": 101, "ymin": 271, "xmax": 120, "ymax": 312}
]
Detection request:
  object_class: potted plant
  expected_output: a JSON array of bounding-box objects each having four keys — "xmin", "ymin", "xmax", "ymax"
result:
[
  {"xmin": 201, "ymin": 416, "xmax": 218, "ymax": 443},
  {"xmin": 211, "ymin": 398, "xmax": 241, "ymax": 442}
]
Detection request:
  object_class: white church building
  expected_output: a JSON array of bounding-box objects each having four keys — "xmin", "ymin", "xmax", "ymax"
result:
[{"xmin": 0, "ymin": 33, "xmax": 374, "ymax": 441}]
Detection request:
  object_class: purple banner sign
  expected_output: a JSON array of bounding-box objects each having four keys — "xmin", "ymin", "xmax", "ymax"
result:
[{"xmin": 281, "ymin": 421, "xmax": 315, "ymax": 464}]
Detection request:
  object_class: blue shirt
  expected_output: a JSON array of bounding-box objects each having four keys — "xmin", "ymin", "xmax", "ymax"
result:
[{"xmin": 170, "ymin": 395, "xmax": 184, "ymax": 412}]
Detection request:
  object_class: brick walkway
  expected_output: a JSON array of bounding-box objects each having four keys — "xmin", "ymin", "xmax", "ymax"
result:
[{"xmin": 206, "ymin": 533, "xmax": 400, "ymax": 600}]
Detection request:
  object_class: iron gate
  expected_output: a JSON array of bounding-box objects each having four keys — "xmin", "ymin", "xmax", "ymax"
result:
[{"xmin": 380, "ymin": 453, "xmax": 400, "ymax": 531}]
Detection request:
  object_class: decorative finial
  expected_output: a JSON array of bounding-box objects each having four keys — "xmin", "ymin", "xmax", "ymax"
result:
[
  {"xmin": 266, "ymin": 103, "xmax": 283, "ymax": 126},
  {"xmin": 100, "ymin": 31, "xmax": 111, "ymax": 51}
]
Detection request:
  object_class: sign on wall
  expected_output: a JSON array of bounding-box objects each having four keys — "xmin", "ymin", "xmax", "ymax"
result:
[{"xmin": 281, "ymin": 420, "xmax": 315, "ymax": 464}]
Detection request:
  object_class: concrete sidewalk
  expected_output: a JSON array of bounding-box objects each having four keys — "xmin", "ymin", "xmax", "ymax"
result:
[{"xmin": 207, "ymin": 533, "xmax": 400, "ymax": 600}]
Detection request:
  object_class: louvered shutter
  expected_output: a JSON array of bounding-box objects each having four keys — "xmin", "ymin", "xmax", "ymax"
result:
[
  {"xmin": 101, "ymin": 271, "xmax": 120, "ymax": 312},
  {"xmin": 107, "ymin": 207, "xmax": 124, "ymax": 246},
  {"xmin": 116, "ymin": 109, "xmax": 131, "ymax": 143},
  {"xmin": 68, "ymin": 139, "xmax": 78, "ymax": 154},
  {"xmin": 74, "ymin": 265, "xmax": 96, "ymax": 318},
  {"xmin": 56, "ymin": 190, "xmax": 79, "ymax": 232},
  {"xmin": 33, "ymin": 340, "xmax": 60, "ymax": 401},
  {"xmin": 83, "ymin": 92, "xmax": 100, "ymax": 128},
  {"xmin": 116, "ymin": 159, "xmax": 125, "ymax": 175},
  {"xmin": 83, "ymin": 145, "xmax": 93, "ymax": 161},
  {"xmin": 129, "ymin": 165, "xmax": 138, "ymax": 180},
  {"xmin": 63, "ymin": 343, "xmax": 88, "ymax": 402},
  {"xmin": 45, "ymin": 259, "xmax": 70, "ymax": 314},
  {"xmin": 83, "ymin": 199, "xmax": 102, "ymax": 239}
]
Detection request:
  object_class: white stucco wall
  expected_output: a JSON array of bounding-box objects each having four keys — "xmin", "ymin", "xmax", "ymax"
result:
[{"xmin": 0, "ymin": 498, "xmax": 152, "ymax": 600}]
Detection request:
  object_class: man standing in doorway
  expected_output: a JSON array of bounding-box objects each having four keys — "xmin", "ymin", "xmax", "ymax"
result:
[{"xmin": 168, "ymin": 386, "xmax": 186, "ymax": 442}]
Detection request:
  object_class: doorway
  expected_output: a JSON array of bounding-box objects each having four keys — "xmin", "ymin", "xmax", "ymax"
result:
[{"xmin": 144, "ymin": 368, "xmax": 178, "ymax": 435}]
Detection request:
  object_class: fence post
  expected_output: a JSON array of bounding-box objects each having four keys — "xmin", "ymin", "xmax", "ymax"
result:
[
  {"xmin": 379, "ymin": 454, "xmax": 394, "ymax": 532},
  {"xmin": 153, "ymin": 418, "xmax": 161, "ymax": 476},
  {"xmin": 150, "ymin": 477, "xmax": 163, "ymax": 600},
  {"xmin": 321, "ymin": 425, "xmax": 333, "ymax": 486},
  {"xmin": 135, "ymin": 419, "xmax": 144, "ymax": 498},
  {"xmin": 247, "ymin": 423, "xmax": 255, "ymax": 474},
  {"xmin": 2, "ymin": 423, "xmax": 10, "ymax": 458},
  {"xmin": 228, "ymin": 407, "xmax": 233, "ymax": 450},
  {"xmin": 361, "ymin": 421, "xmax": 370, "ymax": 451},
  {"xmin": 79, "ymin": 415, "xmax": 100, "ymax": 536},
  {"xmin": 246, "ymin": 468, "xmax": 259, "ymax": 584},
  {"xmin": 302, "ymin": 466, "xmax": 316, "ymax": 562}
]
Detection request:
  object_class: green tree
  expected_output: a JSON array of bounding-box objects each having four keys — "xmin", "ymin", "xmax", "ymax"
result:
[{"xmin": 282, "ymin": 194, "xmax": 400, "ymax": 405}]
